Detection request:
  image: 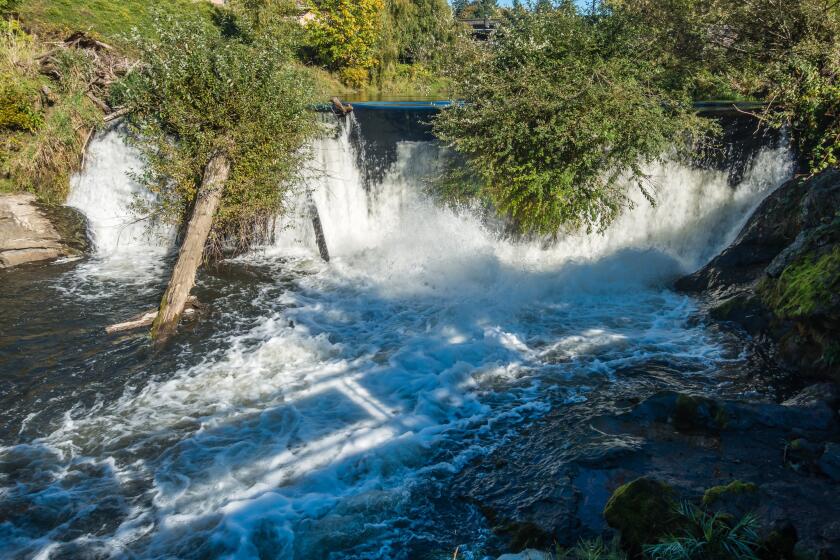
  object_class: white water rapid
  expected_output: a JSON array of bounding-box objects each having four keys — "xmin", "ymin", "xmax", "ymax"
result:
[
  {"xmin": 0, "ymin": 116, "xmax": 793, "ymax": 559},
  {"xmin": 65, "ymin": 127, "xmax": 174, "ymax": 286}
]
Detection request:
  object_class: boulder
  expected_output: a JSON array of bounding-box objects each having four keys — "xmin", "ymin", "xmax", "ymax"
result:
[
  {"xmin": 603, "ymin": 477, "xmax": 676, "ymax": 551},
  {"xmin": 676, "ymin": 169, "xmax": 840, "ymax": 383},
  {"xmin": 0, "ymin": 193, "xmax": 89, "ymax": 268}
]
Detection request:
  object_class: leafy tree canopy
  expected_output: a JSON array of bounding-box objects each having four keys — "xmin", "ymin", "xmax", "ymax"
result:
[
  {"xmin": 434, "ymin": 4, "xmax": 709, "ymax": 235},
  {"xmin": 113, "ymin": 9, "xmax": 318, "ymax": 254}
]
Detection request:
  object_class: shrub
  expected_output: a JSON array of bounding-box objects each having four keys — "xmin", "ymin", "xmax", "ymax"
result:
[
  {"xmin": 0, "ymin": 75, "xmax": 42, "ymax": 132},
  {"xmin": 643, "ymin": 502, "xmax": 760, "ymax": 560},
  {"xmin": 114, "ymin": 10, "xmax": 318, "ymax": 254},
  {"xmin": 433, "ymin": 6, "xmax": 711, "ymax": 236}
]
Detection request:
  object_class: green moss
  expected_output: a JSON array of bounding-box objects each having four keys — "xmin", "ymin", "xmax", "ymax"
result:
[
  {"xmin": 702, "ymin": 480, "xmax": 758, "ymax": 507},
  {"xmin": 0, "ymin": 73, "xmax": 42, "ymax": 132},
  {"xmin": 603, "ymin": 478, "xmax": 676, "ymax": 550},
  {"xmin": 760, "ymin": 246, "xmax": 840, "ymax": 319}
]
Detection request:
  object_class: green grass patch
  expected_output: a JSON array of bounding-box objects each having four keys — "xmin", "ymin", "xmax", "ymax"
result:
[{"xmin": 15, "ymin": 0, "xmax": 218, "ymax": 48}]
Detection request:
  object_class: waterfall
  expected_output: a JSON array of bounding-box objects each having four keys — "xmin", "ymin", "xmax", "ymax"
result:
[
  {"xmin": 66, "ymin": 127, "xmax": 173, "ymax": 282},
  {"xmin": 274, "ymin": 116, "xmax": 793, "ymax": 291}
]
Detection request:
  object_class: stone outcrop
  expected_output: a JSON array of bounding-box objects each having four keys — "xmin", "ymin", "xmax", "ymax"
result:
[
  {"xmin": 454, "ymin": 386, "xmax": 840, "ymax": 557},
  {"xmin": 0, "ymin": 193, "xmax": 89, "ymax": 268},
  {"xmin": 676, "ymin": 168, "xmax": 840, "ymax": 383}
]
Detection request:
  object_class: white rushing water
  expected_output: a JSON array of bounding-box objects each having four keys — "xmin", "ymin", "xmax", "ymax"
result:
[
  {"xmin": 2, "ymin": 116, "xmax": 794, "ymax": 559},
  {"xmin": 65, "ymin": 127, "xmax": 174, "ymax": 285}
]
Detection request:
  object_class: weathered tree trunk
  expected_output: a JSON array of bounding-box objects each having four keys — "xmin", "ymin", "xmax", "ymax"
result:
[
  {"xmin": 151, "ymin": 153, "xmax": 230, "ymax": 341},
  {"xmin": 308, "ymin": 194, "xmax": 330, "ymax": 262}
]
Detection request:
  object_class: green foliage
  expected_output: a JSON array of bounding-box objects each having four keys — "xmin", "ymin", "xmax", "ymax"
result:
[
  {"xmin": 643, "ymin": 502, "xmax": 760, "ymax": 560},
  {"xmin": 307, "ymin": 0, "xmax": 384, "ymax": 87},
  {"xmin": 760, "ymin": 246, "xmax": 840, "ymax": 319},
  {"xmin": 114, "ymin": 11, "xmax": 318, "ymax": 254},
  {"xmin": 0, "ymin": 18, "xmax": 100, "ymax": 203},
  {"xmin": 610, "ymin": 0, "xmax": 840, "ymax": 175},
  {"xmin": 378, "ymin": 0, "xmax": 453, "ymax": 78},
  {"xmin": 434, "ymin": 7, "xmax": 710, "ymax": 235},
  {"xmin": 603, "ymin": 478, "xmax": 678, "ymax": 551},
  {"xmin": 557, "ymin": 537, "xmax": 627, "ymax": 560},
  {"xmin": 453, "ymin": 0, "xmax": 499, "ymax": 18},
  {"xmin": 702, "ymin": 481, "xmax": 758, "ymax": 508}
]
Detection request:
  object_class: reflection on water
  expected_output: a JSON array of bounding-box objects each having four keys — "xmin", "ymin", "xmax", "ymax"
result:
[{"xmin": 0, "ymin": 113, "xmax": 793, "ymax": 559}]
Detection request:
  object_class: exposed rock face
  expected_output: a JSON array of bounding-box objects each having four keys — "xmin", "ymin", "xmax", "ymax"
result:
[
  {"xmin": 0, "ymin": 193, "xmax": 89, "ymax": 268},
  {"xmin": 676, "ymin": 168, "xmax": 840, "ymax": 383}
]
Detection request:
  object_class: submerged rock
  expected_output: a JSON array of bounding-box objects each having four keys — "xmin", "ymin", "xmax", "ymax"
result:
[{"xmin": 0, "ymin": 193, "xmax": 89, "ymax": 268}]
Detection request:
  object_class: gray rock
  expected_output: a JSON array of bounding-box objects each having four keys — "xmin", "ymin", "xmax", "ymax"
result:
[
  {"xmin": 819, "ymin": 443, "xmax": 840, "ymax": 481},
  {"xmin": 783, "ymin": 384, "xmax": 840, "ymax": 409},
  {"xmin": 0, "ymin": 193, "xmax": 88, "ymax": 268},
  {"xmin": 496, "ymin": 550, "xmax": 552, "ymax": 560}
]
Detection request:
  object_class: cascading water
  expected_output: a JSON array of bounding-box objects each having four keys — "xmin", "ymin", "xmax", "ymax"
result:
[
  {"xmin": 65, "ymin": 127, "xmax": 173, "ymax": 285},
  {"xmin": 0, "ymin": 112, "xmax": 793, "ymax": 559}
]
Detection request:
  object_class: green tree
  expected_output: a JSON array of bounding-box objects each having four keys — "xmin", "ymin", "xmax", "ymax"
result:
[
  {"xmin": 307, "ymin": 0, "xmax": 384, "ymax": 86},
  {"xmin": 434, "ymin": 7, "xmax": 708, "ymax": 235},
  {"xmin": 609, "ymin": 0, "xmax": 840, "ymax": 174},
  {"xmin": 114, "ymin": 11, "xmax": 317, "ymax": 338}
]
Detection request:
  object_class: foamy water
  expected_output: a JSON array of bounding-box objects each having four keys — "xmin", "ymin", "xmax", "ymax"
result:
[{"xmin": 0, "ymin": 117, "xmax": 793, "ymax": 559}]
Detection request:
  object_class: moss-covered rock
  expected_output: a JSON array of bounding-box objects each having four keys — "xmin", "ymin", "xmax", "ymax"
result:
[
  {"xmin": 603, "ymin": 478, "xmax": 676, "ymax": 551},
  {"xmin": 702, "ymin": 480, "xmax": 758, "ymax": 507}
]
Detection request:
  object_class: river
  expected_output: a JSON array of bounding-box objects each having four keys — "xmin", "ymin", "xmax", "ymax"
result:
[{"xmin": 0, "ymin": 106, "xmax": 793, "ymax": 559}]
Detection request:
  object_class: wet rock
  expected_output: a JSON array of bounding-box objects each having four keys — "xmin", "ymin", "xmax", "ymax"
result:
[
  {"xmin": 675, "ymin": 174, "xmax": 811, "ymax": 295},
  {"xmin": 820, "ymin": 443, "xmax": 840, "ymax": 481},
  {"xmin": 783, "ymin": 383, "xmax": 840, "ymax": 409},
  {"xmin": 785, "ymin": 438, "xmax": 825, "ymax": 474},
  {"xmin": 759, "ymin": 520, "xmax": 798, "ymax": 560},
  {"xmin": 0, "ymin": 193, "xmax": 89, "ymax": 268},
  {"xmin": 603, "ymin": 477, "xmax": 676, "ymax": 551},
  {"xmin": 454, "ymin": 389, "xmax": 840, "ymax": 557},
  {"xmin": 676, "ymin": 169, "xmax": 840, "ymax": 383}
]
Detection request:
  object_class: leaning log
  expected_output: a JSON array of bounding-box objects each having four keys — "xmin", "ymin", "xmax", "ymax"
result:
[
  {"xmin": 151, "ymin": 153, "xmax": 230, "ymax": 341},
  {"xmin": 106, "ymin": 297, "xmax": 200, "ymax": 334},
  {"xmin": 308, "ymin": 194, "xmax": 330, "ymax": 262}
]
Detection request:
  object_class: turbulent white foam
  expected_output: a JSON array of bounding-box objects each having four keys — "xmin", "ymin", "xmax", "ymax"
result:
[
  {"xmin": 66, "ymin": 127, "xmax": 173, "ymax": 283},
  {"xmin": 0, "ymin": 117, "xmax": 794, "ymax": 559}
]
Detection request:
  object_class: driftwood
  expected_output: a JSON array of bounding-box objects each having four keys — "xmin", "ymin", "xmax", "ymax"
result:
[
  {"xmin": 151, "ymin": 153, "xmax": 230, "ymax": 341},
  {"xmin": 330, "ymin": 97, "xmax": 353, "ymax": 116},
  {"xmin": 308, "ymin": 195, "xmax": 330, "ymax": 262},
  {"xmin": 103, "ymin": 106, "xmax": 131, "ymax": 122},
  {"xmin": 106, "ymin": 297, "xmax": 201, "ymax": 334}
]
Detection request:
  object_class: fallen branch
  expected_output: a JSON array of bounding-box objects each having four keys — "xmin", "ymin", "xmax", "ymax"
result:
[
  {"xmin": 103, "ymin": 106, "xmax": 131, "ymax": 122},
  {"xmin": 106, "ymin": 296, "xmax": 201, "ymax": 334}
]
